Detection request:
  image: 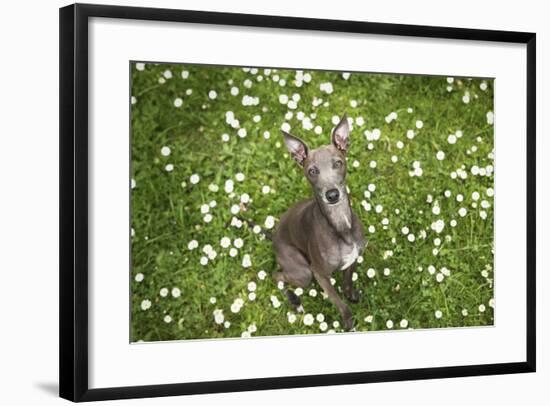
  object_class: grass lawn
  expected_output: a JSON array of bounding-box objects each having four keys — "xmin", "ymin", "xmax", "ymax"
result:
[{"xmin": 130, "ymin": 62, "xmax": 494, "ymax": 341}]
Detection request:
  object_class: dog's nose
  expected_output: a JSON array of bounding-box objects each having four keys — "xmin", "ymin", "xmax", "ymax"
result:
[{"xmin": 325, "ymin": 188, "xmax": 340, "ymax": 204}]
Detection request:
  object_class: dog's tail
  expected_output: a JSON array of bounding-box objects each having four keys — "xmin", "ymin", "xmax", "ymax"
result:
[{"xmin": 239, "ymin": 217, "xmax": 273, "ymax": 241}]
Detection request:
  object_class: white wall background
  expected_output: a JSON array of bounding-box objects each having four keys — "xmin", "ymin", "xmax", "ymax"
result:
[{"xmin": 0, "ymin": 0, "xmax": 546, "ymax": 404}]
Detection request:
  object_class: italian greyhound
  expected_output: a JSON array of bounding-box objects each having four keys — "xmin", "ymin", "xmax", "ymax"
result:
[{"xmin": 273, "ymin": 114, "xmax": 365, "ymax": 330}]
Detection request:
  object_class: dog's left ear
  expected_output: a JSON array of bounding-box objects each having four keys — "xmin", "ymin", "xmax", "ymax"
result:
[{"xmin": 332, "ymin": 114, "xmax": 350, "ymax": 153}]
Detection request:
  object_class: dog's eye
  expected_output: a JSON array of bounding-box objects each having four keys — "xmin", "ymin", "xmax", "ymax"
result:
[
  {"xmin": 308, "ymin": 167, "xmax": 319, "ymax": 176},
  {"xmin": 333, "ymin": 160, "xmax": 343, "ymax": 169}
]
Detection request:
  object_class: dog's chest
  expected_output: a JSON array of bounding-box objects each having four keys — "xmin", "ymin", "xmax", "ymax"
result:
[
  {"xmin": 339, "ymin": 243, "xmax": 359, "ymax": 270},
  {"xmin": 324, "ymin": 241, "xmax": 359, "ymax": 271}
]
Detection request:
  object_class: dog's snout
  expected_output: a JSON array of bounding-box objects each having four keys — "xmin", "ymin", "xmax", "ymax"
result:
[{"xmin": 325, "ymin": 188, "xmax": 340, "ymax": 204}]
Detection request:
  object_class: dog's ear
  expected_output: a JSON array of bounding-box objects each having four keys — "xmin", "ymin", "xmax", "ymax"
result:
[
  {"xmin": 332, "ymin": 114, "xmax": 350, "ymax": 153},
  {"xmin": 282, "ymin": 131, "xmax": 309, "ymax": 166}
]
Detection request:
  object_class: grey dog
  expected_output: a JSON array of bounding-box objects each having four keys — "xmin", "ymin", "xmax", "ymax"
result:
[{"xmin": 272, "ymin": 114, "xmax": 366, "ymax": 330}]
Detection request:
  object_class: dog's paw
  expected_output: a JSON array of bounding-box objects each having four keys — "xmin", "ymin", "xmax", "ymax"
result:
[
  {"xmin": 285, "ymin": 289, "xmax": 302, "ymax": 308},
  {"xmin": 343, "ymin": 317, "xmax": 354, "ymax": 331},
  {"xmin": 345, "ymin": 288, "xmax": 361, "ymax": 303},
  {"xmin": 296, "ymin": 305, "xmax": 304, "ymax": 313}
]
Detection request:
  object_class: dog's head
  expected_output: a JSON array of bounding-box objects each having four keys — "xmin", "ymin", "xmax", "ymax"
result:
[{"xmin": 282, "ymin": 114, "xmax": 350, "ymax": 206}]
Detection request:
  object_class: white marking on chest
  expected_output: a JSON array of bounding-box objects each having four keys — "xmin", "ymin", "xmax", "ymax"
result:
[
  {"xmin": 340, "ymin": 244, "xmax": 358, "ymax": 270},
  {"xmin": 343, "ymin": 214, "xmax": 351, "ymax": 229}
]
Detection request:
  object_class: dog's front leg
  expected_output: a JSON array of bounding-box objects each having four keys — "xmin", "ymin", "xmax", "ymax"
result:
[
  {"xmin": 342, "ymin": 264, "xmax": 360, "ymax": 303},
  {"xmin": 313, "ymin": 271, "xmax": 354, "ymax": 330}
]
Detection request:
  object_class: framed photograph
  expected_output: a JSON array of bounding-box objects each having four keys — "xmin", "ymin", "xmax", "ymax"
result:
[{"xmin": 59, "ymin": 3, "xmax": 536, "ymax": 402}]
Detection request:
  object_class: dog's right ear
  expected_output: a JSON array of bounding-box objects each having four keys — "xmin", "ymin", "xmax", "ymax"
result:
[{"xmin": 282, "ymin": 131, "xmax": 309, "ymax": 166}]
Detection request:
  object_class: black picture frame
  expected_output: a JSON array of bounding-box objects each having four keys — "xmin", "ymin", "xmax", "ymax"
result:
[{"xmin": 59, "ymin": 3, "xmax": 536, "ymax": 402}]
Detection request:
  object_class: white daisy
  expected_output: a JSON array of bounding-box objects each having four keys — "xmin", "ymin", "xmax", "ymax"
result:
[
  {"xmin": 190, "ymin": 174, "xmax": 200, "ymax": 184},
  {"xmin": 242, "ymin": 254, "xmax": 252, "ymax": 268},
  {"xmin": 140, "ymin": 299, "xmax": 151, "ymax": 310},
  {"xmin": 303, "ymin": 313, "xmax": 314, "ymax": 326}
]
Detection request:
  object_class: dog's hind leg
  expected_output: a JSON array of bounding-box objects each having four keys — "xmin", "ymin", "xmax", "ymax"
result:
[
  {"xmin": 275, "ymin": 272, "xmax": 304, "ymax": 312},
  {"xmin": 274, "ymin": 243, "xmax": 312, "ymax": 312}
]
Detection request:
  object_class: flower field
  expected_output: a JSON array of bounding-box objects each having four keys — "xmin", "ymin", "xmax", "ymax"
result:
[{"xmin": 130, "ymin": 62, "xmax": 494, "ymax": 341}]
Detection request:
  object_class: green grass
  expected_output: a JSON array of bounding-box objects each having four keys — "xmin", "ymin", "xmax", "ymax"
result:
[{"xmin": 130, "ymin": 62, "xmax": 494, "ymax": 341}]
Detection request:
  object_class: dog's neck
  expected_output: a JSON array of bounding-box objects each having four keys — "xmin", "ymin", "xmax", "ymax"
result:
[{"xmin": 315, "ymin": 193, "xmax": 353, "ymax": 242}]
